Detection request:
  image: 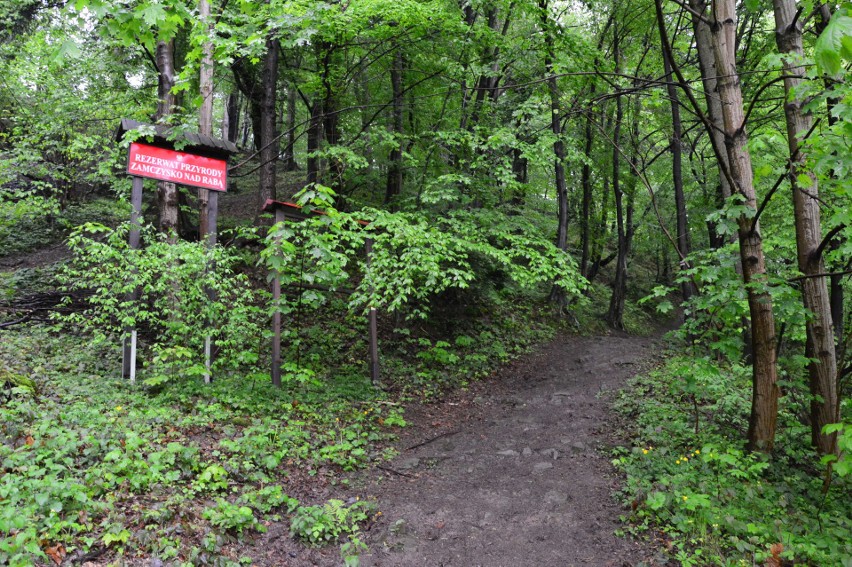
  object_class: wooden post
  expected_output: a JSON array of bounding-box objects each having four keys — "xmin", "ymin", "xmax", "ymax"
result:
[
  {"xmin": 203, "ymin": 190, "xmax": 219, "ymax": 383},
  {"xmin": 271, "ymin": 207, "xmax": 285, "ymax": 387},
  {"xmin": 122, "ymin": 176, "xmax": 144, "ymax": 381},
  {"xmin": 365, "ymin": 237, "xmax": 380, "ymax": 387}
]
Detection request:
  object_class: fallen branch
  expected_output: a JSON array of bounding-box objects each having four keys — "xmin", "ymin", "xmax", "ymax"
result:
[
  {"xmin": 405, "ymin": 430, "xmax": 460, "ymax": 452},
  {"xmin": 0, "ymin": 314, "xmax": 33, "ymax": 329},
  {"xmin": 376, "ymin": 464, "xmax": 414, "ymax": 478}
]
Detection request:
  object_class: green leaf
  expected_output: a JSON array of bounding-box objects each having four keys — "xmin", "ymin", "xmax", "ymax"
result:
[
  {"xmin": 52, "ymin": 40, "xmax": 81, "ymax": 64},
  {"xmin": 647, "ymin": 491, "xmax": 666, "ymax": 510},
  {"xmin": 815, "ymin": 13, "xmax": 852, "ymax": 76},
  {"xmin": 841, "ymin": 35, "xmax": 852, "ymax": 61},
  {"xmin": 139, "ymin": 2, "xmax": 167, "ymax": 26}
]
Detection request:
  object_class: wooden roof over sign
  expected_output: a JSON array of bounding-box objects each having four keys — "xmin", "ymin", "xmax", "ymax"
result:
[{"xmin": 115, "ymin": 119, "xmax": 239, "ymax": 161}]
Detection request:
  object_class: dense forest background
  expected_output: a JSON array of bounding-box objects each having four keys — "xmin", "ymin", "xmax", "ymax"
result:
[{"xmin": 0, "ymin": 0, "xmax": 850, "ymax": 565}]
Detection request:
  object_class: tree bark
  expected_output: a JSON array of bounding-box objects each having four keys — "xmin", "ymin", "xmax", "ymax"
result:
[
  {"xmin": 540, "ymin": 0, "xmax": 569, "ymax": 305},
  {"xmin": 661, "ymin": 45, "xmax": 693, "ymax": 302},
  {"xmin": 385, "ymin": 48, "xmax": 404, "ymax": 206},
  {"xmin": 283, "ymin": 83, "xmax": 299, "ymax": 171},
  {"xmin": 222, "ymin": 92, "xmax": 239, "ymax": 144},
  {"xmin": 816, "ymin": 5, "xmax": 845, "ymax": 354},
  {"xmin": 258, "ymin": 37, "xmax": 280, "ymax": 210},
  {"xmin": 320, "ymin": 42, "xmax": 343, "ymax": 192},
  {"xmin": 772, "ymin": 0, "xmax": 838, "ymax": 454},
  {"xmin": 688, "ymin": 0, "xmax": 732, "ymax": 203},
  {"xmin": 711, "ymin": 0, "xmax": 779, "ymax": 452},
  {"xmin": 155, "ymin": 39, "xmax": 179, "ymax": 242},
  {"xmin": 580, "ymin": 108, "xmax": 594, "ymax": 278},
  {"xmin": 198, "ymin": 0, "xmax": 214, "ymax": 238}
]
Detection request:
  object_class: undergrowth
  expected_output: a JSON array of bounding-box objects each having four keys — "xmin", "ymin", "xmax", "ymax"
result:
[
  {"xmin": 0, "ymin": 327, "xmax": 396, "ymax": 566},
  {"xmin": 0, "ymin": 283, "xmax": 572, "ymax": 565},
  {"xmin": 612, "ymin": 350, "xmax": 852, "ymax": 566}
]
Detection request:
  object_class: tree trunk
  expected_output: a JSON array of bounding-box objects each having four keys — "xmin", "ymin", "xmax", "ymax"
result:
[
  {"xmin": 222, "ymin": 92, "xmax": 239, "ymax": 144},
  {"xmin": 688, "ymin": 0, "xmax": 732, "ymax": 203},
  {"xmin": 155, "ymin": 39, "xmax": 179, "ymax": 242},
  {"xmin": 282, "ymin": 84, "xmax": 299, "ymax": 171},
  {"xmin": 687, "ymin": 0, "xmax": 752, "ymax": 363},
  {"xmin": 606, "ymin": 29, "xmax": 627, "ymax": 329},
  {"xmin": 198, "ymin": 0, "xmax": 214, "ymax": 238},
  {"xmin": 586, "ymin": 174, "xmax": 610, "ymax": 284},
  {"xmin": 773, "ymin": 0, "xmax": 838, "ymax": 454},
  {"xmin": 306, "ymin": 100, "xmax": 322, "ymax": 185},
  {"xmin": 711, "ymin": 0, "xmax": 779, "ymax": 452},
  {"xmin": 816, "ymin": 5, "xmax": 846, "ymax": 355},
  {"xmin": 540, "ymin": 0, "xmax": 569, "ymax": 305},
  {"xmin": 258, "ymin": 37, "xmax": 279, "ymax": 211},
  {"xmin": 580, "ymin": 109, "xmax": 594, "ymax": 278},
  {"xmin": 661, "ymin": 46, "xmax": 693, "ymax": 302},
  {"xmin": 385, "ymin": 48, "xmax": 404, "ymax": 206}
]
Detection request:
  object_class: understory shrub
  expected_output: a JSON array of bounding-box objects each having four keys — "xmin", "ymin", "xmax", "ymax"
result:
[{"xmin": 613, "ymin": 354, "xmax": 851, "ymax": 566}]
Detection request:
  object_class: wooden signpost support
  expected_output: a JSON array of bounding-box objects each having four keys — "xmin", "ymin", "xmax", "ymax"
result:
[
  {"xmin": 121, "ymin": 175, "xmax": 144, "ymax": 382},
  {"xmin": 116, "ymin": 119, "xmax": 237, "ymax": 382},
  {"xmin": 262, "ymin": 200, "xmax": 380, "ymax": 388}
]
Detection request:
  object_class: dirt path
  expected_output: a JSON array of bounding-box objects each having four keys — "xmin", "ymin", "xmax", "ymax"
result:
[{"xmin": 354, "ymin": 332, "xmax": 661, "ymax": 567}]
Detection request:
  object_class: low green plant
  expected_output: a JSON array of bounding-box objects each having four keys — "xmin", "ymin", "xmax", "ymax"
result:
[
  {"xmin": 290, "ymin": 499, "xmax": 375, "ymax": 546},
  {"xmin": 202, "ymin": 499, "xmax": 264, "ymax": 536},
  {"xmin": 613, "ymin": 354, "xmax": 852, "ymax": 565}
]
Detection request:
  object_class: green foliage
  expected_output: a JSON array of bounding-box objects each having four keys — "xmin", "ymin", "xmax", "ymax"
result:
[
  {"xmin": 821, "ymin": 421, "xmax": 852, "ymax": 478},
  {"xmin": 202, "ymin": 499, "xmax": 264, "ymax": 535},
  {"xmin": 613, "ymin": 354, "xmax": 852, "ymax": 565},
  {"xmin": 263, "ymin": 190, "xmax": 585, "ymax": 321},
  {"xmin": 642, "ymin": 244, "xmax": 806, "ymax": 362},
  {"xmin": 290, "ymin": 499, "xmax": 374, "ymax": 546},
  {"xmin": 814, "ymin": 3, "xmax": 852, "ymax": 76},
  {"xmin": 0, "ymin": 190, "xmax": 61, "ymax": 256},
  {"xmin": 59, "ymin": 223, "xmax": 266, "ymax": 383},
  {"xmin": 0, "ymin": 327, "xmax": 402, "ymax": 564}
]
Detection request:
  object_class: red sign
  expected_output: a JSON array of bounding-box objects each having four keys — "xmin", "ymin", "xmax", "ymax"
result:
[{"xmin": 127, "ymin": 142, "xmax": 227, "ymax": 191}]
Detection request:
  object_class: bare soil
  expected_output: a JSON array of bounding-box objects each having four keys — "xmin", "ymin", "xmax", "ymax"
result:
[{"xmin": 248, "ymin": 331, "xmax": 666, "ymax": 567}]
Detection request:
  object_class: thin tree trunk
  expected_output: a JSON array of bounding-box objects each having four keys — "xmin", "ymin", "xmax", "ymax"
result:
[
  {"xmin": 586, "ymin": 174, "xmax": 610, "ymax": 284},
  {"xmin": 711, "ymin": 0, "xmax": 779, "ymax": 452},
  {"xmin": 156, "ymin": 39, "xmax": 179, "ymax": 242},
  {"xmin": 385, "ymin": 48, "xmax": 404, "ymax": 206},
  {"xmin": 222, "ymin": 92, "xmax": 239, "ymax": 144},
  {"xmin": 540, "ymin": 0, "xmax": 569, "ymax": 305},
  {"xmin": 816, "ymin": 5, "xmax": 845, "ymax": 354},
  {"xmin": 606, "ymin": 30, "xmax": 627, "ymax": 329},
  {"xmin": 580, "ymin": 109, "xmax": 594, "ymax": 278},
  {"xmin": 283, "ymin": 84, "xmax": 299, "ymax": 171},
  {"xmin": 661, "ymin": 46, "xmax": 693, "ymax": 301},
  {"xmin": 773, "ymin": 0, "xmax": 838, "ymax": 454},
  {"xmin": 319, "ymin": 42, "xmax": 343, "ymax": 192},
  {"xmin": 198, "ymin": 0, "xmax": 214, "ymax": 238},
  {"xmin": 258, "ymin": 37, "xmax": 279, "ymax": 210},
  {"xmin": 307, "ymin": 100, "xmax": 322, "ymax": 185}
]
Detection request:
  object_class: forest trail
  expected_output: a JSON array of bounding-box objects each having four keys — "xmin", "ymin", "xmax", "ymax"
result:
[
  {"xmin": 357, "ymin": 333, "xmax": 661, "ymax": 567},
  {"xmin": 253, "ymin": 332, "xmax": 664, "ymax": 566}
]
